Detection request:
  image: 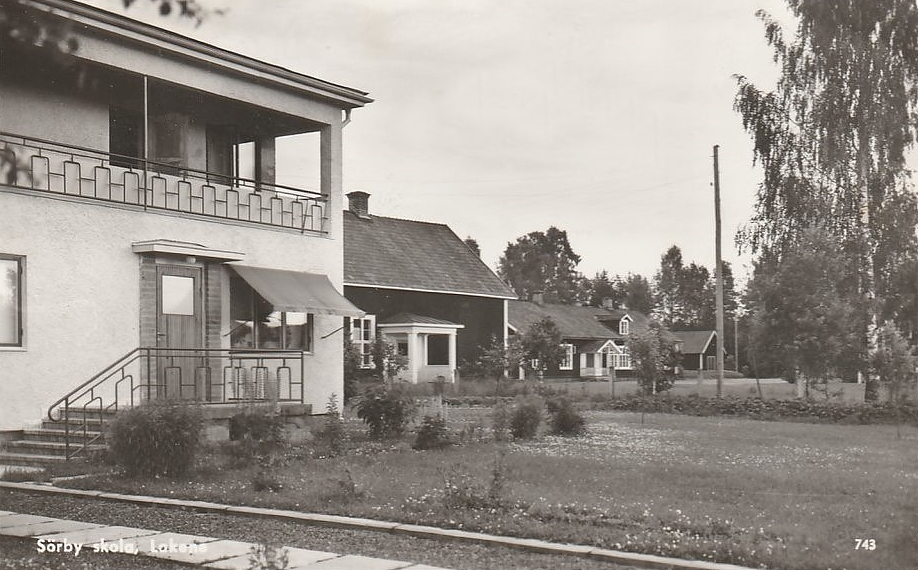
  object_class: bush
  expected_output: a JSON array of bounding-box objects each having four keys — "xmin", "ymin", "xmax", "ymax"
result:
[
  {"xmin": 107, "ymin": 400, "xmax": 203, "ymax": 477},
  {"xmin": 439, "ymin": 451, "xmax": 510, "ymax": 511},
  {"xmin": 354, "ymin": 384, "xmax": 417, "ymax": 439},
  {"xmin": 546, "ymin": 398, "xmax": 587, "ymax": 436},
  {"xmin": 313, "ymin": 394, "xmax": 346, "ymax": 457},
  {"xmin": 412, "ymin": 415, "xmax": 452, "ymax": 450},
  {"xmin": 491, "ymin": 400, "xmax": 511, "ymax": 441},
  {"xmin": 228, "ymin": 407, "xmax": 286, "ymax": 463},
  {"xmin": 509, "ymin": 396, "xmax": 543, "ymax": 440}
]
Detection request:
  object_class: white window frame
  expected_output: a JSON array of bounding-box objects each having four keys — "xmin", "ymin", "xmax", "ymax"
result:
[
  {"xmin": 351, "ymin": 315, "xmax": 376, "ymax": 369},
  {"xmin": 619, "ymin": 315, "xmax": 632, "ymax": 335},
  {"xmin": 559, "ymin": 343, "xmax": 574, "ymax": 370},
  {"xmin": 0, "ymin": 254, "xmax": 24, "ymax": 349}
]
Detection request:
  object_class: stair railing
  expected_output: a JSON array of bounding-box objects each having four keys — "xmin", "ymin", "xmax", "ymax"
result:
[{"xmin": 48, "ymin": 347, "xmax": 307, "ymax": 459}]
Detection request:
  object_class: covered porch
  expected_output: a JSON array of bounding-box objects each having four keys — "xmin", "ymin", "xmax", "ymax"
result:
[{"xmin": 377, "ymin": 313, "xmax": 463, "ymax": 384}]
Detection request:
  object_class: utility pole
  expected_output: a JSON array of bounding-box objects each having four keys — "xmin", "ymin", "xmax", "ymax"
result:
[
  {"xmin": 713, "ymin": 145, "xmax": 725, "ymax": 398},
  {"xmin": 734, "ymin": 315, "xmax": 740, "ymax": 373}
]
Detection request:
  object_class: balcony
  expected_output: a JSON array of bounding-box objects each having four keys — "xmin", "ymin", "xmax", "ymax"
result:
[{"xmin": 0, "ymin": 132, "xmax": 328, "ymax": 233}]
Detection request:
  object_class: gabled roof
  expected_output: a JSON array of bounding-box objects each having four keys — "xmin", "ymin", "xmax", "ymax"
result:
[
  {"xmin": 508, "ymin": 301, "xmax": 618, "ymax": 340},
  {"xmin": 579, "ymin": 339, "xmax": 614, "ymax": 353},
  {"xmin": 343, "ymin": 211, "xmax": 517, "ymax": 299},
  {"xmin": 671, "ymin": 330, "xmax": 716, "ymax": 354},
  {"xmin": 378, "ymin": 313, "xmax": 460, "ymax": 326},
  {"xmin": 509, "ymin": 301, "xmax": 675, "ymax": 345}
]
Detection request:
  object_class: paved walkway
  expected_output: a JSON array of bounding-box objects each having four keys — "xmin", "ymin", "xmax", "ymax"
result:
[{"xmin": 0, "ymin": 510, "xmax": 448, "ymax": 570}]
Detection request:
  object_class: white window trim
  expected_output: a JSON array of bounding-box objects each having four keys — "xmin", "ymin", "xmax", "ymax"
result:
[
  {"xmin": 0, "ymin": 254, "xmax": 25, "ymax": 349},
  {"xmin": 559, "ymin": 343, "xmax": 575, "ymax": 370},
  {"xmin": 351, "ymin": 314, "xmax": 376, "ymax": 369},
  {"xmin": 619, "ymin": 315, "xmax": 632, "ymax": 335}
]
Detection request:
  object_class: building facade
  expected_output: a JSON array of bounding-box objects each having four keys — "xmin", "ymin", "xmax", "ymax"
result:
[
  {"xmin": 343, "ymin": 192, "xmax": 516, "ymax": 383},
  {"xmin": 0, "ymin": 0, "xmax": 370, "ymax": 432}
]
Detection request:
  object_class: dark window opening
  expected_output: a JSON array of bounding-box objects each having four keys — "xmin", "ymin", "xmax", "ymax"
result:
[
  {"xmin": 109, "ymin": 107, "xmax": 142, "ymax": 168},
  {"xmin": 427, "ymin": 334, "xmax": 449, "ymax": 366}
]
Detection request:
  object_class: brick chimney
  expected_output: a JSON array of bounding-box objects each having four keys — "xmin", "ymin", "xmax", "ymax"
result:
[
  {"xmin": 531, "ymin": 291, "xmax": 544, "ymax": 305},
  {"xmin": 601, "ymin": 297, "xmax": 616, "ymax": 310},
  {"xmin": 347, "ymin": 191, "xmax": 370, "ymax": 218}
]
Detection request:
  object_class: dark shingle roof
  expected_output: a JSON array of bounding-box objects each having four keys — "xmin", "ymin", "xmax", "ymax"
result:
[
  {"xmin": 508, "ymin": 301, "xmax": 618, "ymax": 340},
  {"xmin": 671, "ymin": 330, "xmax": 716, "ymax": 354},
  {"xmin": 509, "ymin": 302, "xmax": 671, "ymax": 345},
  {"xmin": 343, "ymin": 211, "xmax": 516, "ymax": 299}
]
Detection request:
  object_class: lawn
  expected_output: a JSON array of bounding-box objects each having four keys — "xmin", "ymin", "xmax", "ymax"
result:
[{"xmin": 59, "ymin": 409, "xmax": 918, "ymax": 570}]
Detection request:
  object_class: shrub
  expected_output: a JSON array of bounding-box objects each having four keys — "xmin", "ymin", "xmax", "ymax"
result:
[
  {"xmin": 251, "ymin": 467, "xmax": 284, "ymax": 493},
  {"xmin": 325, "ymin": 465, "xmax": 366, "ymax": 503},
  {"xmin": 491, "ymin": 400, "xmax": 511, "ymax": 441},
  {"xmin": 313, "ymin": 394, "xmax": 346, "ymax": 457},
  {"xmin": 598, "ymin": 394, "xmax": 918, "ymax": 426},
  {"xmin": 547, "ymin": 397, "xmax": 587, "ymax": 436},
  {"xmin": 440, "ymin": 452, "xmax": 510, "ymax": 510},
  {"xmin": 509, "ymin": 396, "xmax": 543, "ymax": 440},
  {"xmin": 412, "ymin": 414, "xmax": 452, "ymax": 450},
  {"xmin": 248, "ymin": 542, "xmax": 289, "ymax": 570},
  {"xmin": 353, "ymin": 384, "xmax": 417, "ymax": 439},
  {"xmin": 107, "ymin": 400, "xmax": 203, "ymax": 477},
  {"xmin": 228, "ymin": 407, "xmax": 286, "ymax": 464}
]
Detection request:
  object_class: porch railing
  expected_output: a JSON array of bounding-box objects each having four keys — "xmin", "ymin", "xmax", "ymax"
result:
[
  {"xmin": 46, "ymin": 347, "xmax": 306, "ymax": 459},
  {"xmin": 0, "ymin": 131, "xmax": 328, "ymax": 233}
]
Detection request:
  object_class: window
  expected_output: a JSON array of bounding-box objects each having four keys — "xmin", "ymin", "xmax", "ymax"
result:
[
  {"xmin": 585, "ymin": 353, "xmax": 595, "ymax": 368},
  {"xmin": 612, "ymin": 347, "xmax": 632, "ymax": 369},
  {"xmin": 427, "ymin": 334, "xmax": 449, "ymax": 366},
  {"xmin": 559, "ymin": 343, "xmax": 574, "ymax": 370},
  {"xmin": 109, "ymin": 107, "xmax": 142, "ymax": 168},
  {"xmin": 350, "ymin": 315, "xmax": 376, "ymax": 368},
  {"xmin": 161, "ymin": 275, "xmax": 194, "ymax": 316},
  {"xmin": 0, "ymin": 255, "xmax": 23, "ymax": 347},
  {"xmin": 229, "ymin": 275, "xmax": 313, "ymax": 351},
  {"xmin": 619, "ymin": 317, "xmax": 631, "ymax": 335}
]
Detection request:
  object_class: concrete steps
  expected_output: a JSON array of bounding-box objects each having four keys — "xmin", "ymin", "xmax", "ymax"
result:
[{"xmin": 1, "ymin": 408, "xmax": 114, "ymax": 469}]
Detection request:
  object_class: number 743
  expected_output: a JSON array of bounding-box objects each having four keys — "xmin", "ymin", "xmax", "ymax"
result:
[{"xmin": 854, "ymin": 539, "xmax": 876, "ymax": 551}]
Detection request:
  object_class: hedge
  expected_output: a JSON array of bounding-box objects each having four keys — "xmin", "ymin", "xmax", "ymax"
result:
[{"xmin": 595, "ymin": 394, "xmax": 918, "ymax": 426}]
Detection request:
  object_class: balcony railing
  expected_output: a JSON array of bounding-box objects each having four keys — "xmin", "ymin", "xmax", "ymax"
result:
[{"xmin": 0, "ymin": 132, "xmax": 327, "ymax": 233}]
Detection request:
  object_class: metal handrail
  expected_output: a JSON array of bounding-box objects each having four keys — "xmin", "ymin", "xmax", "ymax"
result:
[
  {"xmin": 0, "ymin": 131, "xmax": 325, "ymax": 199},
  {"xmin": 47, "ymin": 346, "xmax": 307, "ymax": 459}
]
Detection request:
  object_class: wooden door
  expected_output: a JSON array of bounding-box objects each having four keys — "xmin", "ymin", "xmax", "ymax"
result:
[{"xmin": 156, "ymin": 265, "xmax": 204, "ymax": 400}]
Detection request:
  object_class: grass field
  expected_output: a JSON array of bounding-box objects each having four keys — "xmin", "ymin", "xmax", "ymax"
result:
[{"xmin": 63, "ymin": 409, "xmax": 918, "ymax": 570}]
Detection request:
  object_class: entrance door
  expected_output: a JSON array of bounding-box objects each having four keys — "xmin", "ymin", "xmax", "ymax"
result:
[{"xmin": 156, "ymin": 265, "xmax": 204, "ymax": 400}]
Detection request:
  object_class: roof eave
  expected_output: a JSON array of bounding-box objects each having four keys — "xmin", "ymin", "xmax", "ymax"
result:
[{"xmin": 33, "ymin": 0, "xmax": 373, "ymax": 108}]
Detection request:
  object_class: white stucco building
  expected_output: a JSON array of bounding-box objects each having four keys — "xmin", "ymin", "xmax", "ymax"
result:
[{"xmin": 0, "ymin": 0, "xmax": 370, "ymax": 445}]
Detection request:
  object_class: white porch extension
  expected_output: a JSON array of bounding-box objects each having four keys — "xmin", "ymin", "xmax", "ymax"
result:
[{"xmin": 377, "ymin": 313, "xmax": 463, "ymax": 384}]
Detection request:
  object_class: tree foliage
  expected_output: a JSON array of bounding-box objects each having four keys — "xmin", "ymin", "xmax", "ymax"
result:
[
  {"xmin": 474, "ymin": 335, "xmax": 524, "ymax": 382},
  {"xmin": 628, "ymin": 321, "xmax": 676, "ymax": 395},
  {"xmin": 584, "ymin": 271, "xmax": 654, "ymax": 314},
  {"xmin": 519, "ymin": 317, "xmax": 565, "ymax": 376},
  {"xmin": 498, "ymin": 227, "xmax": 584, "ymax": 304},
  {"xmin": 463, "ymin": 236, "xmax": 481, "ymax": 257},
  {"xmin": 652, "ymin": 245, "xmax": 736, "ymax": 330},
  {"xmin": 745, "ymin": 229, "xmax": 864, "ymax": 393},
  {"xmin": 871, "ymin": 322, "xmax": 918, "ymax": 403},
  {"xmin": 735, "ymin": 1, "xmax": 918, "ymax": 398}
]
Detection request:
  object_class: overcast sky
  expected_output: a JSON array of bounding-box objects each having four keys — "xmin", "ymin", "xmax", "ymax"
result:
[{"xmin": 82, "ymin": 0, "xmax": 915, "ymax": 287}]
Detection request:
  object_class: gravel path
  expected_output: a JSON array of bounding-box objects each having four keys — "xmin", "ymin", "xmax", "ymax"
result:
[{"xmin": 1, "ymin": 489, "xmax": 639, "ymax": 570}]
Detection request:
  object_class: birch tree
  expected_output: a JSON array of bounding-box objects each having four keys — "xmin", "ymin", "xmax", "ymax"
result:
[{"xmin": 735, "ymin": 0, "xmax": 918, "ymax": 400}]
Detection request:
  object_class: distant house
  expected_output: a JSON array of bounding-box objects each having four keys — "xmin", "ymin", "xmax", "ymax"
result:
[
  {"xmin": 507, "ymin": 296, "xmax": 659, "ymax": 379},
  {"xmin": 343, "ymin": 192, "xmax": 517, "ymax": 383},
  {"xmin": 671, "ymin": 330, "xmax": 722, "ymax": 371}
]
